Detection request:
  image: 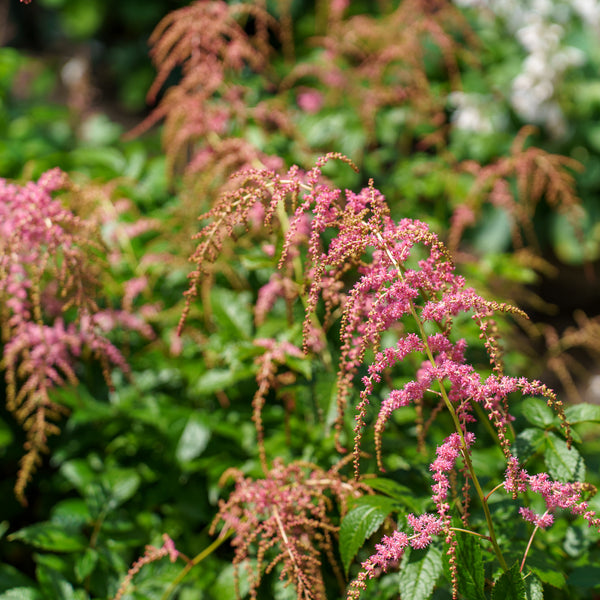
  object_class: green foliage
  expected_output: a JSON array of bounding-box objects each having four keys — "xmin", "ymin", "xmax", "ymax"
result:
[
  {"xmin": 2, "ymin": 1, "xmax": 600, "ymax": 600},
  {"xmin": 398, "ymin": 545, "xmax": 443, "ymax": 600},
  {"xmin": 339, "ymin": 496, "xmax": 400, "ymax": 575},
  {"xmin": 453, "ymin": 531, "xmax": 486, "ymax": 600}
]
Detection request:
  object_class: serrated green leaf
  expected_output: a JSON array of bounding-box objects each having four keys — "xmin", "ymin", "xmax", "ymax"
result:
[
  {"xmin": 525, "ymin": 573, "xmax": 543, "ymax": 600},
  {"xmin": 522, "ymin": 398, "xmax": 556, "ymax": 428},
  {"xmin": 364, "ymin": 478, "xmax": 420, "ymax": 511},
  {"xmin": 9, "ymin": 523, "xmax": 87, "ymax": 552},
  {"xmin": 398, "ymin": 545, "xmax": 443, "ymax": 600},
  {"xmin": 512, "ymin": 428, "xmax": 546, "ymax": 462},
  {"xmin": 528, "ymin": 554, "xmax": 566, "ymax": 589},
  {"xmin": 176, "ymin": 414, "xmax": 211, "ymax": 463},
  {"xmin": 492, "ymin": 562, "xmax": 526, "ymax": 600},
  {"xmin": 454, "ymin": 531, "xmax": 486, "ymax": 600},
  {"xmin": 544, "ymin": 431, "xmax": 585, "ymax": 482},
  {"xmin": 339, "ymin": 496, "xmax": 398, "ymax": 574},
  {"xmin": 564, "ymin": 403, "xmax": 600, "ymax": 424}
]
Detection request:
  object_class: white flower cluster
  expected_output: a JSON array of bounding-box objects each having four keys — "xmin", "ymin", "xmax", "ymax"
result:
[
  {"xmin": 453, "ymin": 0, "xmax": 599, "ymax": 137},
  {"xmin": 448, "ymin": 91, "xmax": 506, "ymax": 133}
]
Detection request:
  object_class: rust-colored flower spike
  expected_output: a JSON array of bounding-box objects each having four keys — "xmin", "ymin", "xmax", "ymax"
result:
[
  {"xmin": 0, "ymin": 171, "xmax": 153, "ymax": 504},
  {"xmin": 113, "ymin": 534, "xmax": 180, "ymax": 600},
  {"xmin": 284, "ymin": 0, "xmax": 476, "ymax": 149},
  {"xmin": 451, "ymin": 126, "xmax": 585, "ymax": 253},
  {"xmin": 128, "ymin": 0, "xmax": 289, "ymax": 182}
]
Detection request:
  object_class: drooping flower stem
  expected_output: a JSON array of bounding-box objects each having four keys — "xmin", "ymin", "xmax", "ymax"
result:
[
  {"xmin": 375, "ymin": 232, "xmax": 509, "ymax": 572},
  {"xmin": 420, "ymin": 309, "xmax": 508, "ymax": 571},
  {"xmin": 161, "ymin": 529, "xmax": 232, "ymax": 600},
  {"xmin": 275, "ymin": 193, "xmax": 333, "ymax": 369}
]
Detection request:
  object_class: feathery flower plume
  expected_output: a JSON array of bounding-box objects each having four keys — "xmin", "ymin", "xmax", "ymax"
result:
[
  {"xmin": 211, "ymin": 459, "xmax": 365, "ymax": 600},
  {"xmin": 113, "ymin": 534, "xmax": 180, "ymax": 600},
  {"xmin": 183, "ymin": 156, "xmax": 588, "ymax": 598},
  {"xmin": 0, "ymin": 171, "xmax": 153, "ymax": 503}
]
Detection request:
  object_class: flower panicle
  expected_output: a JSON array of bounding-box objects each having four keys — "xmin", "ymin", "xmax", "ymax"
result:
[
  {"xmin": 112, "ymin": 534, "xmax": 180, "ymax": 600},
  {"xmin": 0, "ymin": 170, "xmax": 154, "ymax": 504},
  {"xmin": 211, "ymin": 459, "xmax": 365, "ymax": 600}
]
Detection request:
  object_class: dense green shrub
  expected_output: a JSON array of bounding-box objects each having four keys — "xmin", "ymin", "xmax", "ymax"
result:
[{"xmin": 1, "ymin": 1, "xmax": 600, "ymax": 599}]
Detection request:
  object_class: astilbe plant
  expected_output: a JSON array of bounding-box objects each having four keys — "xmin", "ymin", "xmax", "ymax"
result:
[
  {"xmin": 137, "ymin": 0, "xmax": 596, "ymax": 404},
  {"xmin": 211, "ymin": 459, "xmax": 367, "ymax": 600},
  {"xmin": 179, "ymin": 155, "xmax": 599, "ymax": 599},
  {"xmin": 133, "ymin": 0, "xmax": 475, "ymax": 202},
  {"xmin": 450, "ymin": 126, "xmax": 585, "ymax": 254},
  {"xmin": 129, "ymin": 0, "xmax": 288, "ymax": 181},
  {"xmin": 0, "ymin": 170, "xmax": 153, "ymax": 503}
]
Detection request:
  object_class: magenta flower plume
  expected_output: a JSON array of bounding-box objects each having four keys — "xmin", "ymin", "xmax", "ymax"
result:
[
  {"xmin": 0, "ymin": 170, "xmax": 153, "ymax": 503},
  {"xmin": 184, "ymin": 156, "xmax": 585, "ymax": 599},
  {"xmin": 505, "ymin": 460, "xmax": 600, "ymax": 531}
]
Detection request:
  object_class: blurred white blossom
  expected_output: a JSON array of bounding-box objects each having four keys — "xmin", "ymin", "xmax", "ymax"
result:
[
  {"xmin": 453, "ymin": 0, "xmax": 598, "ymax": 137},
  {"xmin": 448, "ymin": 92, "xmax": 506, "ymax": 133}
]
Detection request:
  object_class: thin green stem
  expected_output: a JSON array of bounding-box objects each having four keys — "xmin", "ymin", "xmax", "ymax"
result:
[
  {"xmin": 520, "ymin": 515, "xmax": 545, "ymax": 573},
  {"xmin": 376, "ymin": 233, "xmax": 509, "ymax": 572},
  {"xmin": 449, "ymin": 527, "xmax": 491, "ymax": 541},
  {"xmin": 161, "ymin": 530, "xmax": 233, "ymax": 600}
]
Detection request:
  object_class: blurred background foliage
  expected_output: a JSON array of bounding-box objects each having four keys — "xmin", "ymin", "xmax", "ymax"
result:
[{"xmin": 1, "ymin": 0, "xmax": 600, "ymax": 598}]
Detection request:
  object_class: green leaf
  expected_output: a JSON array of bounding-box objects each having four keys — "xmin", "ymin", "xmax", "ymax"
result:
[
  {"xmin": 0, "ymin": 564, "xmax": 35, "ymax": 592},
  {"xmin": 364, "ymin": 478, "xmax": 412, "ymax": 497},
  {"xmin": 59, "ymin": 460, "xmax": 97, "ymax": 495},
  {"xmin": 454, "ymin": 531, "xmax": 486, "ymax": 600},
  {"xmin": 568, "ymin": 566, "xmax": 600, "ymax": 589},
  {"xmin": 564, "ymin": 403, "xmax": 600, "ymax": 424},
  {"xmin": 522, "ymin": 398, "xmax": 556, "ymax": 428},
  {"xmin": 214, "ymin": 561, "xmax": 255, "ymax": 599},
  {"xmin": 339, "ymin": 496, "xmax": 398, "ymax": 574},
  {"xmin": 50, "ymin": 499, "xmax": 91, "ymax": 530},
  {"xmin": 176, "ymin": 414, "xmax": 211, "ymax": 464},
  {"xmin": 512, "ymin": 428, "xmax": 546, "ymax": 462},
  {"xmin": 0, "ymin": 589, "xmax": 43, "ymax": 600},
  {"xmin": 0, "ymin": 521, "xmax": 9, "ymax": 540},
  {"xmin": 491, "ymin": 562, "xmax": 526, "ymax": 600},
  {"xmin": 36, "ymin": 564, "xmax": 78, "ymax": 600},
  {"xmin": 525, "ymin": 574, "xmax": 543, "ymax": 600},
  {"xmin": 75, "ymin": 548, "xmax": 98, "ymax": 582},
  {"xmin": 364, "ymin": 478, "xmax": 420, "ymax": 512},
  {"xmin": 211, "ymin": 288, "xmax": 253, "ymax": 339},
  {"xmin": 398, "ymin": 545, "xmax": 443, "ymax": 600},
  {"xmin": 104, "ymin": 468, "xmax": 142, "ymax": 508},
  {"xmin": 0, "ymin": 416, "xmax": 14, "ymax": 448},
  {"xmin": 9, "ymin": 523, "xmax": 87, "ymax": 552},
  {"xmin": 191, "ymin": 367, "xmax": 255, "ymax": 396},
  {"xmin": 528, "ymin": 554, "xmax": 566, "ymax": 589},
  {"xmin": 544, "ymin": 431, "xmax": 585, "ymax": 482},
  {"xmin": 563, "ymin": 524, "xmax": 590, "ymax": 558}
]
